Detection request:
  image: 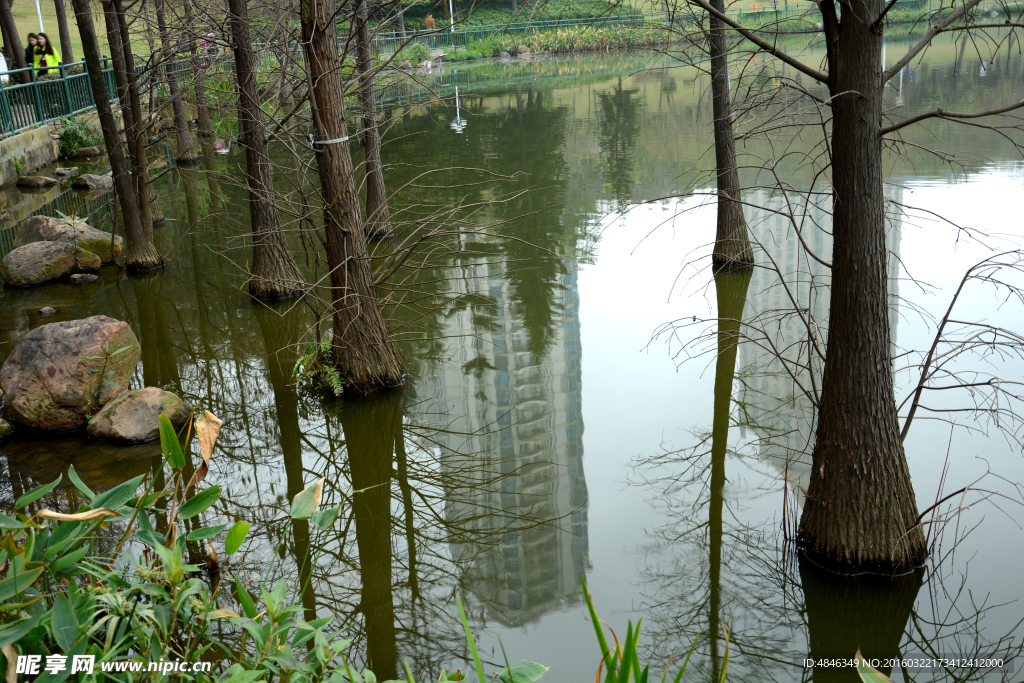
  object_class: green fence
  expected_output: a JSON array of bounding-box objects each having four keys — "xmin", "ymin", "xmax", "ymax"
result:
[{"xmin": 0, "ymin": 58, "xmax": 127, "ymax": 138}]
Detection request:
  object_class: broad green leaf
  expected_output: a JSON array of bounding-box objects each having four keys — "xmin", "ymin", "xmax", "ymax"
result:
[
  {"xmin": 497, "ymin": 661, "xmax": 549, "ymax": 683},
  {"xmin": 137, "ymin": 529, "xmax": 166, "ymax": 548},
  {"xmin": 0, "ymin": 566, "xmax": 44, "ymax": 602},
  {"xmin": 290, "ymin": 478, "xmax": 324, "ymax": 520},
  {"xmin": 234, "ymin": 578, "xmax": 257, "ymax": 619},
  {"xmin": 90, "ymin": 474, "xmax": 146, "ymax": 511},
  {"xmin": 0, "ymin": 513, "xmax": 30, "ymax": 529},
  {"xmin": 312, "ymin": 504, "xmax": 341, "ymax": 530},
  {"xmin": 49, "ymin": 546, "xmax": 89, "ymax": 574},
  {"xmin": 45, "ymin": 522, "xmax": 83, "ymax": 559},
  {"xmin": 223, "ymin": 665, "xmax": 265, "ymax": 683},
  {"xmin": 177, "ymin": 486, "xmax": 221, "ymax": 520},
  {"xmin": 187, "ymin": 524, "xmax": 227, "ymax": 541},
  {"xmin": 159, "ymin": 412, "xmax": 185, "ymax": 469},
  {"xmin": 51, "ymin": 594, "xmax": 79, "ymax": 651},
  {"xmin": 856, "ymin": 653, "xmax": 895, "ymax": 683},
  {"xmin": 67, "ymin": 465, "xmax": 94, "ymax": 501},
  {"xmin": 224, "ymin": 521, "xmax": 249, "ymax": 555},
  {"xmin": 16, "ymin": 474, "xmax": 62, "ymax": 509},
  {"xmin": 0, "ymin": 612, "xmax": 42, "ymax": 648}
]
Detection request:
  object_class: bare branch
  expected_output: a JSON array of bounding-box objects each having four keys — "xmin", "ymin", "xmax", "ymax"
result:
[
  {"xmin": 880, "ymin": 99, "xmax": 1024, "ymax": 136},
  {"xmin": 883, "ymin": 0, "xmax": 987, "ymax": 82}
]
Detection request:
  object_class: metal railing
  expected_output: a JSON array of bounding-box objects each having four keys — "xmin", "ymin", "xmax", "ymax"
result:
[{"xmin": 0, "ymin": 59, "xmax": 121, "ymax": 138}]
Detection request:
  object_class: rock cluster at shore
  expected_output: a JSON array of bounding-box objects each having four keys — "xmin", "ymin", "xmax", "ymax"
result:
[{"xmin": 0, "ymin": 215, "xmax": 122, "ymax": 289}]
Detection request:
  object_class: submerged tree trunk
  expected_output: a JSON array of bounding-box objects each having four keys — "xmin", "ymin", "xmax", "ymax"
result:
[
  {"xmin": 103, "ymin": 0, "xmax": 157, "ymax": 235},
  {"xmin": 798, "ymin": 0, "xmax": 927, "ymax": 573},
  {"xmin": 71, "ymin": 0, "xmax": 161, "ymax": 270},
  {"xmin": 299, "ymin": 0, "xmax": 403, "ymax": 390},
  {"xmin": 708, "ymin": 0, "xmax": 753, "ymax": 268},
  {"xmin": 356, "ymin": 0, "xmax": 392, "ymax": 238},
  {"xmin": 228, "ymin": 0, "xmax": 305, "ymax": 299},
  {"xmin": 156, "ymin": 0, "xmax": 198, "ymax": 164},
  {"xmin": 53, "ymin": 0, "xmax": 75, "ymax": 64}
]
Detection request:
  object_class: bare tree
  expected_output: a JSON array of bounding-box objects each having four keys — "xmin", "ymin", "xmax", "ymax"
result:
[
  {"xmin": 227, "ymin": 0, "xmax": 306, "ymax": 299},
  {"xmin": 299, "ymin": 0, "xmax": 403, "ymax": 390},
  {"xmin": 355, "ymin": 0, "xmax": 392, "ymax": 239},
  {"xmin": 70, "ymin": 0, "xmax": 160, "ymax": 270},
  {"xmin": 53, "ymin": 0, "xmax": 76, "ymax": 64},
  {"xmin": 155, "ymin": 0, "xmax": 199, "ymax": 164},
  {"xmin": 685, "ymin": 0, "xmax": 1024, "ymax": 572}
]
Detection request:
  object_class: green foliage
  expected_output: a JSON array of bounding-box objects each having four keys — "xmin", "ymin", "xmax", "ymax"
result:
[
  {"xmin": 448, "ymin": 24, "xmax": 667, "ymax": 61},
  {"xmin": 57, "ymin": 115, "xmax": 103, "ymax": 159},
  {"xmin": 399, "ymin": 0, "xmax": 642, "ymax": 29},
  {"xmin": 0, "ymin": 412, "xmax": 552, "ymax": 682},
  {"xmin": 395, "ymin": 42, "xmax": 431, "ymax": 65},
  {"xmin": 293, "ymin": 334, "xmax": 347, "ymax": 396}
]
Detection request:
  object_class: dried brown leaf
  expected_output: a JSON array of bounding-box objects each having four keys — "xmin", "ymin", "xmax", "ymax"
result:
[
  {"xmin": 37, "ymin": 508, "xmax": 118, "ymax": 521},
  {"xmin": 187, "ymin": 410, "xmax": 224, "ymax": 493}
]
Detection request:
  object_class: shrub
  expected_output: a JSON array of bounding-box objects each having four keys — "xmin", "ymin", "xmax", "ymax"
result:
[
  {"xmin": 57, "ymin": 115, "xmax": 103, "ymax": 158},
  {"xmin": 395, "ymin": 42, "xmax": 431, "ymax": 65}
]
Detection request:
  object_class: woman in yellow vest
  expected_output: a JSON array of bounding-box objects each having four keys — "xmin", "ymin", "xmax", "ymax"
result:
[{"xmin": 33, "ymin": 33, "xmax": 61, "ymax": 76}]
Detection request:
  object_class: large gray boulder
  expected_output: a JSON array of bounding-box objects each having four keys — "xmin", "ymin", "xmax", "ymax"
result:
[
  {"xmin": 87, "ymin": 387, "xmax": 191, "ymax": 443},
  {"xmin": 16, "ymin": 176, "xmax": 58, "ymax": 189},
  {"xmin": 0, "ymin": 241, "xmax": 101, "ymax": 287},
  {"xmin": 15, "ymin": 215, "xmax": 123, "ymax": 264},
  {"xmin": 0, "ymin": 315, "xmax": 141, "ymax": 432},
  {"xmin": 71, "ymin": 174, "xmax": 113, "ymax": 190}
]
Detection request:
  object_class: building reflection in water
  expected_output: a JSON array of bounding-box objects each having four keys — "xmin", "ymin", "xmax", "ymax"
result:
[
  {"xmin": 410, "ymin": 258, "xmax": 590, "ymax": 627},
  {"xmin": 736, "ymin": 186, "xmax": 903, "ymax": 501}
]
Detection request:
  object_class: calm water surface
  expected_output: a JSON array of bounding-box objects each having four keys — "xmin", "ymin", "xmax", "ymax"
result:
[{"xmin": 2, "ymin": 32, "xmax": 1024, "ymax": 681}]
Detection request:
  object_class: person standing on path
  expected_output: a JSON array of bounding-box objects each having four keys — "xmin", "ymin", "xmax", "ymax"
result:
[
  {"xmin": 424, "ymin": 13, "xmax": 435, "ymax": 29},
  {"xmin": 24, "ymin": 34, "xmax": 36, "ymax": 71},
  {"xmin": 32, "ymin": 32, "xmax": 59, "ymax": 75}
]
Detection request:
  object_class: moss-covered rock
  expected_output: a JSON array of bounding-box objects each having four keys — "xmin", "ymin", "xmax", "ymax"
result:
[
  {"xmin": 0, "ymin": 241, "xmax": 100, "ymax": 287},
  {"xmin": 87, "ymin": 387, "xmax": 191, "ymax": 443},
  {"xmin": 14, "ymin": 215, "xmax": 123, "ymax": 264},
  {"xmin": 0, "ymin": 315, "xmax": 141, "ymax": 432}
]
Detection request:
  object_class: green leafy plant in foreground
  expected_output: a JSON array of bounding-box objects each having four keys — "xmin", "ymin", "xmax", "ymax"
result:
[{"xmin": 0, "ymin": 411, "xmax": 551, "ymax": 682}]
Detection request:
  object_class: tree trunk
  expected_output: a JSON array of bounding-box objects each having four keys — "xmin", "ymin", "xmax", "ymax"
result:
[
  {"xmin": 0, "ymin": 0, "xmax": 28, "ymax": 82},
  {"xmin": 102, "ymin": 0, "xmax": 157, "ymax": 236},
  {"xmin": 71, "ymin": 0, "xmax": 161, "ymax": 270},
  {"xmin": 155, "ymin": 0, "xmax": 198, "ymax": 164},
  {"xmin": 53, "ymin": 0, "xmax": 75, "ymax": 64},
  {"xmin": 182, "ymin": 0, "xmax": 214, "ymax": 137},
  {"xmin": 798, "ymin": 0, "xmax": 927, "ymax": 573},
  {"xmin": 340, "ymin": 391, "xmax": 402, "ymax": 680},
  {"xmin": 708, "ymin": 0, "xmax": 753, "ymax": 268},
  {"xmin": 356, "ymin": 0, "xmax": 392, "ymax": 239},
  {"xmin": 228, "ymin": 0, "xmax": 305, "ymax": 299},
  {"xmin": 299, "ymin": 0, "xmax": 403, "ymax": 391}
]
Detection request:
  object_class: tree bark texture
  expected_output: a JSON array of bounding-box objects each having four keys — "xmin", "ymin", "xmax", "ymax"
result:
[
  {"xmin": 708, "ymin": 0, "xmax": 753, "ymax": 268},
  {"xmin": 228, "ymin": 0, "xmax": 306, "ymax": 299},
  {"xmin": 299, "ymin": 0, "xmax": 403, "ymax": 391},
  {"xmin": 53, "ymin": 0, "xmax": 76, "ymax": 64},
  {"xmin": 356, "ymin": 0, "xmax": 392, "ymax": 238},
  {"xmin": 102, "ymin": 0, "xmax": 156, "ymax": 236},
  {"xmin": 0, "ymin": 0, "xmax": 28, "ymax": 82},
  {"xmin": 798, "ymin": 0, "xmax": 927, "ymax": 573},
  {"xmin": 182, "ymin": 0, "xmax": 214, "ymax": 137},
  {"xmin": 155, "ymin": 0, "xmax": 198, "ymax": 164},
  {"xmin": 71, "ymin": 0, "xmax": 161, "ymax": 270}
]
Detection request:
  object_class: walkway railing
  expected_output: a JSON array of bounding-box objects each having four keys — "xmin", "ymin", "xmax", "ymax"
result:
[{"xmin": 0, "ymin": 59, "xmax": 120, "ymax": 138}]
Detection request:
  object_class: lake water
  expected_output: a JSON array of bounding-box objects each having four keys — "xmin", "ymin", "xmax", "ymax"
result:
[{"xmin": 2, "ymin": 30, "xmax": 1023, "ymax": 681}]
